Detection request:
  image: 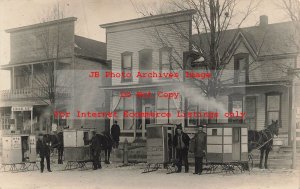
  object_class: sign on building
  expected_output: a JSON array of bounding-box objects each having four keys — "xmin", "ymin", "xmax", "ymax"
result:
[{"xmin": 11, "ymin": 106, "xmax": 33, "ymax": 111}]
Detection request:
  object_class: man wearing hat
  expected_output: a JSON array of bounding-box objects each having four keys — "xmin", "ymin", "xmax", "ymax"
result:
[
  {"xmin": 111, "ymin": 120, "xmax": 120, "ymax": 148},
  {"xmin": 90, "ymin": 131, "xmax": 102, "ymax": 170},
  {"xmin": 36, "ymin": 134, "xmax": 52, "ymax": 173},
  {"xmin": 193, "ymin": 125, "xmax": 207, "ymax": 175},
  {"xmin": 173, "ymin": 123, "xmax": 190, "ymax": 173}
]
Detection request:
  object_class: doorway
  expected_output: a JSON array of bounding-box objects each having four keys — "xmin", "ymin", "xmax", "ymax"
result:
[{"xmin": 232, "ymin": 127, "xmax": 241, "ymax": 160}]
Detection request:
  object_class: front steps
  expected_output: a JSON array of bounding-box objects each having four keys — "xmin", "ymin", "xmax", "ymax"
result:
[{"xmin": 250, "ymin": 146, "xmax": 300, "ymax": 169}]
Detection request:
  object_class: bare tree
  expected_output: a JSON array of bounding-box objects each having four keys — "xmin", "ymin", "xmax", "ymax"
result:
[
  {"xmin": 21, "ymin": 4, "xmax": 73, "ymax": 133},
  {"xmin": 280, "ymin": 0, "xmax": 300, "ymax": 50},
  {"xmin": 132, "ymin": 0, "xmax": 262, "ymax": 98},
  {"xmin": 281, "ymin": 0, "xmax": 300, "ymax": 21},
  {"xmin": 276, "ymin": 0, "xmax": 300, "ymax": 84}
]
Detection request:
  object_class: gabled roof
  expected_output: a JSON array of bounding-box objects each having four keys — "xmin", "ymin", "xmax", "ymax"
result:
[
  {"xmin": 192, "ymin": 21, "xmax": 299, "ymax": 60},
  {"xmin": 74, "ymin": 35, "xmax": 107, "ymax": 61}
]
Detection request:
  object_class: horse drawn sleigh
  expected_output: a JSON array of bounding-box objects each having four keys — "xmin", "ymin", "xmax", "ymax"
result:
[
  {"xmin": 0, "ymin": 134, "xmax": 39, "ymax": 172},
  {"xmin": 49, "ymin": 129, "xmax": 114, "ymax": 170},
  {"xmin": 143, "ymin": 124, "xmax": 177, "ymax": 173},
  {"xmin": 143, "ymin": 120, "xmax": 279, "ymax": 174}
]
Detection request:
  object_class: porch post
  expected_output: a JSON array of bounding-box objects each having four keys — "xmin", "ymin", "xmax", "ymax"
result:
[
  {"xmin": 30, "ymin": 108, "xmax": 33, "ymax": 134},
  {"xmin": 291, "ymin": 71, "xmax": 297, "ymax": 169},
  {"xmin": 31, "ymin": 64, "xmax": 33, "ymax": 88},
  {"xmin": 133, "ymin": 94, "xmax": 137, "ymax": 139},
  {"xmin": 12, "ymin": 66, "xmax": 15, "ymax": 89}
]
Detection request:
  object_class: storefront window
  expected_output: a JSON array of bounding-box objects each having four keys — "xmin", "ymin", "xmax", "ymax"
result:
[{"xmin": 123, "ymin": 97, "xmax": 134, "ymax": 130}]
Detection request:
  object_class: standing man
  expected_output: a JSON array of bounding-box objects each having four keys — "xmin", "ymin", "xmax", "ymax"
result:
[
  {"xmin": 90, "ymin": 131, "xmax": 101, "ymax": 170},
  {"xmin": 193, "ymin": 125, "xmax": 207, "ymax": 175},
  {"xmin": 111, "ymin": 121, "xmax": 120, "ymax": 148},
  {"xmin": 173, "ymin": 124, "xmax": 190, "ymax": 173},
  {"xmin": 36, "ymin": 134, "xmax": 52, "ymax": 173}
]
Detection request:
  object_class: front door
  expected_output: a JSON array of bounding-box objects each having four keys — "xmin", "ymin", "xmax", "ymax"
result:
[
  {"xmin": 142, "ymin": 104, "xmax": 155, "ymax": 138},
  {"xmin": 232, "ymin": 127, "xmax": 241, "ymax": 161}
]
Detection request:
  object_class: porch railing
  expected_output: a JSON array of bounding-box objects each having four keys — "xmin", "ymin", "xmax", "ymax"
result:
[{"xmin": 0, "ymin": 86, "xmax": 71, "ymax": 100}]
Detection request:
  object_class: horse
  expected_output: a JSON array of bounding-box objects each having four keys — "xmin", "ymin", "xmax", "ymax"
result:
[
  {"xmin": 44, "ymin": 132, "xmax": 64, "ymax": 164},
  {"xmin": 248, "ymin": 120, "xmax": 279, "ymax": 169},
  {"xmin": 95, "ymin": 132, "xmax": 114, "ymax": 164}
]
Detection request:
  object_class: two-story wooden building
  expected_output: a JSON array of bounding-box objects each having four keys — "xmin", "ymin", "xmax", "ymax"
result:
[
  {"xmin": 0, "ymin": 17, "xmax": 110, "ymax": 135},
  {"xmin": 100, "ymin": 10, "xmax": 195, "ymax": 142},
  {"xmin": 190, "ymin": 16, "xmax": 299, "ymax": 147},
  {"xmin": 101, "ymin": 10, "xmax": 299, "ymax": 148}
]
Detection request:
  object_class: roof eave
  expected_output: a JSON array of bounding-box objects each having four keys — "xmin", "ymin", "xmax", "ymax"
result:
[
  {"xmin": 75, "ymin": 54, "xmax": 107, "ymax": 64},
  {"xmin": 6, "ymin": 17, "xmax": 78, "ymax": 33},
  {"xmin": 100, "ymin": 9, "xmax": 196, "ymax": 28}
]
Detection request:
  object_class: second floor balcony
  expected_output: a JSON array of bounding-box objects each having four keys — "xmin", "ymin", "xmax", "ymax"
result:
[{"xmin": 0, "ymin": 86, "xmax": 71, "ymax": 101}]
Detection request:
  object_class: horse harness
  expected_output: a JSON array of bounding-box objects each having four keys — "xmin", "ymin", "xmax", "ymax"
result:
[{"xmin": 250, "ymin": 129, "xmax": 274, "ymax": 150}]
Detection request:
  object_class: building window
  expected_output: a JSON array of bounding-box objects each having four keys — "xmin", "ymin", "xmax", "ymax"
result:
[
  {"xmin": 159, "ymin": 47, "xmax": 172, "ymax": 74},
  {"xmin": 245, "ymin": 96, "xmax": 256, "ymax": 130},
  {"xmin": 228, "ymin": 94, "xmax": 243, "ymax": 123},
  {"xmin": 121, "ymin": 52, "xmax": 133, "ymax": 82},
  {"xmin": 266, "ymin": 93, "xmax": 281, "ymax": 126},
  {"xmin": 139, "ymin": 49, "xmax": 153, "ymax": 84},
  {"xmin": 212, "ymin": 129, "xmax": 217, "ymax": 136},
  {"xmin": 234, "ymin": 53, "xmax": 249, "ymax": 84},
  {"xmin": 123, "ymin": 97, "xmax": 134, "ymax": 130},
  {"xmin": 188, "ymin": 105, "xmax": 198, "ymax": 126},
  {"xmin": 0, "ymin": 113, "xmax": 10, "ymax": 130}
]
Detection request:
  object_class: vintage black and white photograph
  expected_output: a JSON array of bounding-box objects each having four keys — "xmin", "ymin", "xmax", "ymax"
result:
[{"xmin": 0, "ymin": 0, "xmax": 299, "ymax": 188}]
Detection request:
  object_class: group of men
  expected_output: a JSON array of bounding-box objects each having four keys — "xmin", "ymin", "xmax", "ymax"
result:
[
  {"xmin": 35, "ymin": 121, "xmax": 206, "ymax": 175},
  {"xmin": 173, "ymin": 124, "xmax": 207, "ymax": 175}
]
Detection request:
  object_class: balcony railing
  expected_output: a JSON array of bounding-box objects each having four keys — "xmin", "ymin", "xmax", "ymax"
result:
[{"xmin": 0, "ymin": 87, "xmax": 71, "ymax": 101}]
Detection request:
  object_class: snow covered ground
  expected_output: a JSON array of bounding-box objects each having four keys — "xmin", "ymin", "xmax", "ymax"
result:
[{"xmin": 0, "ymin": 163, "xmax": 299, "ymax": 189}]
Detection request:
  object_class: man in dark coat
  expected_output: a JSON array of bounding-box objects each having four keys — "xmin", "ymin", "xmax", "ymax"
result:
[
  {"xmin": 111, "ymin": 121, "xmax": 120, "ymax": 148},
  {"xmin": 36, "ymin": 134, "xmax": 52, "ymax": 173},
  {"xmin": 173, "ymin": 124, "xmax": 190, "ymax": 173},
  {"xmin": 193, "ymin": 125, "xmax": 207, "ymax": 175},
  {"xmin": 90, "ymin": 131, "xmax": 102, "ymax": 170}
]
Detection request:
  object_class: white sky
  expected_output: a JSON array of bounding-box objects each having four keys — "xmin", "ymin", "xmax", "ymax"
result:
[{"xmin": 0, "ymin": 0, "xmax": 291, "ymax": 90}]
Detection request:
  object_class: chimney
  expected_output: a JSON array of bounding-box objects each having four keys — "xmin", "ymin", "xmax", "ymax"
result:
[{"xmin": 259, "ymin": 15, "xmax": 268, "ymax": 26}]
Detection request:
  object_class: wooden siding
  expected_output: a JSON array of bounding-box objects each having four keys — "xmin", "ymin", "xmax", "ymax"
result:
[
  {"xmin": 10, "ymin": 21, "xmax": 74, "ymax": 64},
  {"xmin": 106, "ymin": 21, "xmax": 190, "ymax": 86},
  {"xmin": 221, "ymin": 40, "xmax": 295, "ymax": 84},
  {"xmin": 71, "ymin": 58, "xmax": 110, "ymax": 129}
]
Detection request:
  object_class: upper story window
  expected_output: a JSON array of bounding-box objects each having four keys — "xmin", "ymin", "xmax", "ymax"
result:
[
  {"xmin": 234, "ymin": 53, "xmax": 249, "ymax": 84},
  {"xmin": 159, "ymin": 47, "xmax": 172, "ymax": 74},
  {"xmin": 139, "ymin": 49, "xmax": 153, "ymax": 84},
  {"xmin": 228, "ymin": 94, "xmax": 244, "ymax": 123},
  {"xmin": 121, "ymin": 52, "xmax": 133, "ymax": 82}
]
